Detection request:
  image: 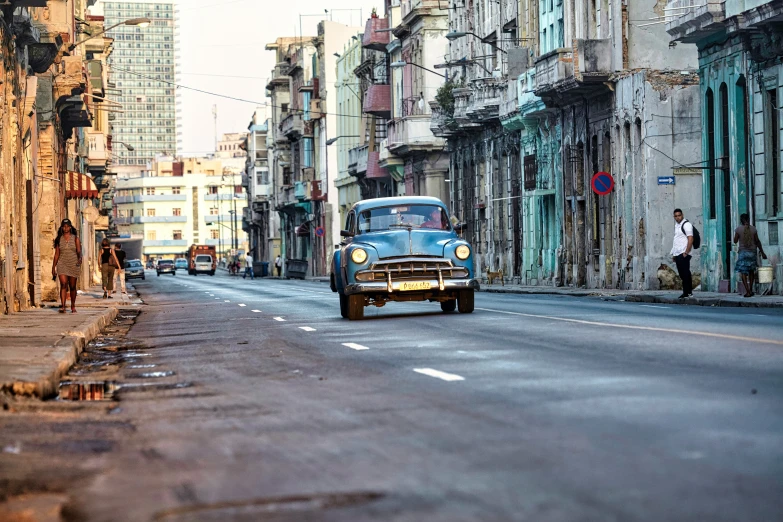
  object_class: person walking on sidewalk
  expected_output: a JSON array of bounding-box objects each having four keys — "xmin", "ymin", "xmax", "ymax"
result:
[
  {"xmin": 113, "ymin": 243, "xmax": 127, "ymax": 297},
  {"xmin": 671, "ymin": 208, "xmax": 694, "ymax": 299},
  {"xmin": 734, "ymin": 213, "xmax": 767, "ymax": 298},
  {"xmin": 100, "ymin": 238, "xmax": 121, "ymax": 299},
  {"xmin": 243, "ymin": 252, "xmax": 254, "ymax": 280},
  {"xmin": 52, "ymin": 219, "xmax": 82, "ymax": 314},
  {"xmin": 275, "ymin": 254, "xmax": 282, "ymax": 277}
]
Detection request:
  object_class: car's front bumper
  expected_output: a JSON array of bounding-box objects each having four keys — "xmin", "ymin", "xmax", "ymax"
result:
[
  {"xmin": 158, "ymin": 268, "xmax": 174, "ymax": 273},
  {"xmin": 344, "ymin": 278, "xmax": 479, "ymax": 295},
  {"xmin": 126, "ymin": 271, "xmax": 144, "ymax": 278}
]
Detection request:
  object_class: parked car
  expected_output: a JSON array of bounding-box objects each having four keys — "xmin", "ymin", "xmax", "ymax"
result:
[
  {"xmin": 191, "ymin": 254, "xmax": 215, "ymax": 276},
  {"xmin": 125, "ymin": 259, "xmax": 145, "ymax": 280},
  {"xmin": 330, "ymin": 196, "xmax": 478, "ymax": 320},
  {"xmin": 156, "ymin": 259, "xmax": 176, "ymax": 276},
  {"xmin": 174, "ymin": 257, "xmax": 188, "ymax": 271}
]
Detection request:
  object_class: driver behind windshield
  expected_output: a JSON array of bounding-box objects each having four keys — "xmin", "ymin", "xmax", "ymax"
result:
[{"xmin": 421, "ymin": 207, "xmax": 447, "ymax": 229}]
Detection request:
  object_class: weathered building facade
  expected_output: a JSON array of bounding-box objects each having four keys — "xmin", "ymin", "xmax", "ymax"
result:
[{"xmin": 667, "ymin": 0, "xmax": 783, "ymax": 294}]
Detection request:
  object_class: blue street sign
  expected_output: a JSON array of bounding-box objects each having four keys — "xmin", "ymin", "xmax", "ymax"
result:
[{"xmin": 658, "ymin": 176, "xmax": 676, "ymax": 185}]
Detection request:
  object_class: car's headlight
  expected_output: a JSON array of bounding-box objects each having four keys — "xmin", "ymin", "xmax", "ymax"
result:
[
  {"xmin": 351, "ymin": 248, "xmax": 368, "ymax": 264},
  {"xmin": 455, "ymin": 245, "xmax": 471, "ymax": 260}
]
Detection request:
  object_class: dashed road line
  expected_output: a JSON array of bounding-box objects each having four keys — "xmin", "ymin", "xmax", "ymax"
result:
[
  {"xmin": 639, "ymin": 305, "xmax": 670, "ymax": 309},
  {"xmin": 251, "ymin": 310, "xmax": 262, "ymax": 313},
  {"xmin": 413, "ymin": 368, "xmax": 465, "ymax": 382},
  {"xmin": 273, "ymin": 317, "xmax": 286, "ymax": 322},
  {"xmin": 299, "ymin": 326, "xmax": 316, "ymax": 332},
  {"xmin": 238, "ymin": 304, "xmax": 246, "ymax": 307},
  {"xmin": 342, "ymin": 342, "xmax": 369, "ymax": 351},
  {"xmin": 224, "ymin": 300, "xmax": 231, "ymax": 303}
]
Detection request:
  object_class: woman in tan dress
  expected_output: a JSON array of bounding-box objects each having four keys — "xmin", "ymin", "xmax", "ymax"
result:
[
  {"xmin": 52, "ymin": 218, "xmax": 82, "ymax": 313},
  {"xmin": 100, "ymin": 238, "xmax": 121, "ymax": 299}
]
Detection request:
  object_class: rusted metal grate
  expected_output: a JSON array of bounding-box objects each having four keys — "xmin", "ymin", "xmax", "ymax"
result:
[{"xmin": 524, "ymin": 154, "xmax": 537, "ymax": 191}]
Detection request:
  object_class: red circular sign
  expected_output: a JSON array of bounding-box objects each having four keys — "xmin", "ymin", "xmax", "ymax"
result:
[
  {"xmin": 591, "ymin": 171, "xmax": 614, "ymax": 196},
  {"xmin": 315, "ymin": 226, "xmax": 325, "ymax": 237}
]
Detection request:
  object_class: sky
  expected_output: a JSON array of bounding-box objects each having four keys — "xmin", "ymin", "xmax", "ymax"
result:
[{"xmin": 94, "ymin": 0, "xmax": 379, "ymax": 156}]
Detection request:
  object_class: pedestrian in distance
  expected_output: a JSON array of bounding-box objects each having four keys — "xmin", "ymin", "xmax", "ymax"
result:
[
  {"xmin": 52, "ymin": 219, "xmax": 82, "ymax": 314},
  {"xmin": 671, "ymin": 208, "xmax": 694, "ymax": 299},
  {"xmin": 113, "ymin": 243, "xmax": 127, "ymax": 297},
  {"xmin": 100, "ymin": 238, "xmax": 121, "ymax": 299},
  {"xmin": 734, "ymin": 213, "xmax": 767, "ymax": 298},
  {"xmin": 275, "ymin": 254, "xmax": 282, "ymax": 277},
  {"xmin": 243, "ymin": 252, "xmax": 254, "ymax": 280}
]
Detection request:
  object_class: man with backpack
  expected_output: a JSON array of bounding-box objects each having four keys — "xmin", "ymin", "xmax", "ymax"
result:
[{"xmin": 670, "ymin": 208, "xmax": 700, "ymax": 299}]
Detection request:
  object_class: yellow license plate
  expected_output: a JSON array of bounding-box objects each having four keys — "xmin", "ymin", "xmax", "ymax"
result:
[{"xmin": 399, "ymin": 281, "xmax": 431, "ymax": 291}]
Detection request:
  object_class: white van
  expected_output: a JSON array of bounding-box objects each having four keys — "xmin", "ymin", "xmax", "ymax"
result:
[{"xmin": 194, "ymin": 254, "xmax": 215, "ymax": 276}]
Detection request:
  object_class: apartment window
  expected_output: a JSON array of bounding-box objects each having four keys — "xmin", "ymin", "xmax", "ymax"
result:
[
  {"xmin": 146, "ymin": 187, "xmax": 155, "ymax": 195},
  {"xmin": 208, "ymin": 186, "xmax": 218, "ymax": 194},
  {"xmin": 173, "ymin": 230, "xmax": 182, "ymax": 240},
  {"xmin": 172, "ymin": 186, "xmax": 181, "ymax": 194},
  {"xmin": 209, "ymin": 207, "xmax": 219, "ymax": 215},
  {"xmin": 173, "ymin": 208, "xmax": 181, "ymax": 216},
  {"xmin": 210, "ymin": 229, "xmax": 219, "ymax": 239},
  {"xmin": 146, "ymin": 208, "xmax": 156, "ymax": 217},
  {"xmin": 147, "ymin": 230, "xmax": 156, "ymax": 240},
  {"xmin": 235, "ymin": 185, "xmax": 243, "ymax": 194}
]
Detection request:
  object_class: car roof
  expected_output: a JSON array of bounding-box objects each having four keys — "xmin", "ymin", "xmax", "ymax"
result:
[
  {"xmin": 159, "ymin": 259, "xmax": 174, "ymax": 263},
  {"xmin": 350, "ymin": 196, "xmax": 446, "ymax": 214}
]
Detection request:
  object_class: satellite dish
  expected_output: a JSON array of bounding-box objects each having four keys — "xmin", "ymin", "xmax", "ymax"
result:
[{"xmin": 81, "ymin": 206, "xmax": 100, "ymax": 224}]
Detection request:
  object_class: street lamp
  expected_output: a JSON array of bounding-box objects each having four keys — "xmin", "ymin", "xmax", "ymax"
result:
[
  {"xmin": 68, "ymin": 17, "xmax": 151, "ymax": 51},
  {"xmin": 445, "ymin": 31, "xmax": 508, "ymax": 54},
  {"xmin": 325, "ymin": 135, "xmax": 361, "ymax": 146},
  {"xmin": 115, "ymin": 142, "xmax": 135, "ymax": 151},
  {"xmin": 390, "ymin": 61, "xmax": 447, "ymax": 78}
]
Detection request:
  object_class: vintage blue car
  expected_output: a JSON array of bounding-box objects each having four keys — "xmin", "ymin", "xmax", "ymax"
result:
[{"xmin": 330, "ymin": 196, "xmax": 479, "ymax": 320}]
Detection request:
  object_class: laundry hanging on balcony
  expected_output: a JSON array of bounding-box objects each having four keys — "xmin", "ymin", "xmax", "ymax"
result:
[{"xmin": 65, "ymin": 171, "xmax": 99, "ymax": 199}]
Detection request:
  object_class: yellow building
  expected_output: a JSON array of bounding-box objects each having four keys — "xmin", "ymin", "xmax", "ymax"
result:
[{"xmin": 114, "ymin": 157, "xmax": 245, "ymax": 262}]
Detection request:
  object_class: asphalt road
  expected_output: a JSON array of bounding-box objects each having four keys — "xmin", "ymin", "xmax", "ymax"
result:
[{"xmin": 77, "ymin": 271, "xmax": 783, "ymax": 521}]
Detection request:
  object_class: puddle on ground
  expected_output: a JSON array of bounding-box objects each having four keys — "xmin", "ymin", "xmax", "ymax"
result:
[
  {"xmin": 58, "ymin": 381, "xmax": 118, "ymax": 401},
  {"xmin": 126, "ymin": 364, "xmax": 157, "ymax": 369},
  {"xmin": 125, "ymin": 370, "xmax": 175, "ymax": 379}
]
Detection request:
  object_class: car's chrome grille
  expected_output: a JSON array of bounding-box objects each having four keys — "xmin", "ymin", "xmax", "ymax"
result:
[{"xmin": 355, "ymin": 258, "xmax": 469, "ymax": 284}]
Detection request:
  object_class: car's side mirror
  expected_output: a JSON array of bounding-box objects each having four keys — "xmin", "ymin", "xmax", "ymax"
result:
[{"xmin": 340, "ymin": 230, "xmax": 354, "ymax": 238}]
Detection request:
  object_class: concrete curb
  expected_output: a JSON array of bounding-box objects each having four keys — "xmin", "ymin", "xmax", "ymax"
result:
[
  {"xmin": 480, "ymin": 287, "xmax": 783, "ymax": 308},
  {"xmin": 3, "ymin": 307, "xmax": 119, "ymax": 399}
]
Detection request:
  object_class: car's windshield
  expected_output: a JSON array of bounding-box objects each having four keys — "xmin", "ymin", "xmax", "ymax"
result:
[
  {"xmin": 357, "ymin": 205, "xmax": 450, "ymax": 233},
  {"xmin": 126, "ymin": 260, "xmax": 142, "ymax": 267},
  {"xmin": 159, "ymin": 260, "xmax": 173, "ymax": 265},
  {"xmin": 195, "ymin": 255, "xmax": 212, "ymax": 262}
]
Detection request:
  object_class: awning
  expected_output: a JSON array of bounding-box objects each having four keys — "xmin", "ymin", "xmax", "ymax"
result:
[
  {"xmin": 295, "ymin": 221, "xmax": 311, "ymax": 237},
  {"xmin": 65, "ymin": 171, "xmax": 99, "ymax": 199}
]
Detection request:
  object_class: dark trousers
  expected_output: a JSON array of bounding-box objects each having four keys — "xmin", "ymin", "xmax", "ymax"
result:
[
  {"xmin": 243, "ymin": 266, "xmax": 254, "ymax": 279},
  {"xmin": 674, "ymin": 254, "xmax": 692, "ymax": 295},
  {"xmin": 275, "ymin": 266, "xmax": 281, "ymax": 277}
]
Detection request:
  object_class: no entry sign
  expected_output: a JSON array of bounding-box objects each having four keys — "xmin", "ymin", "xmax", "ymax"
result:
[{"xmin": 591, "ymin": 171, "xmax": 614, "ymax": 196}]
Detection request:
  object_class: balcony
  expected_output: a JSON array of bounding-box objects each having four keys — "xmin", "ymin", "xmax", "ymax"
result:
[
  {"xmin": 204, "ymin": 215, "xmax": 236, "ymax": 224},
  {"xmin": 253, "ymin": 183, "xmax": 273, "ymax": 198},
  {"xmin": 401, "ymin": 0, "xmax": 444, "ymax": 26},
  {"xmin": 86, "ymin": 130, "xmax": 109, "ymax": 169},
  {"xmin": 204, "ymin": 193, "xmax": 241, "ymax": 201},
  {"xmin": 349, "ymin": 144, "xmax": 369, "ymax": 176},
  {"xmin": 113, "ymin": 216, "xmax": 188, "ymax": 225},
  {"xmin": 266, "ymin": 62, "xmax": 291, "ymax": 91},
  {"xmin": 113, "ymin": 194, "xmax": 187, "ymax": 204},
  {"xmin": 86, "ymin": 59, "xmax": 104, "ymax": 96},
  {"xmin": 363, "ymin": 84, "xmax": 391, "ymax": 118},
  {"xmin": 429, "ymin": 102, "xmax": 457, "ymax": 138},
  {"xmin": 310, "ymin": 180, "xmax": 327, "ymax": 201},
  {"xmin": 295, "ymin": 181, "xmax": 307, "ymax": 200},
  {"xmin": 310, "ymin": 98, "xmax": 324, "ymax": 120},
  {"xmin": 362, "ymin": 16, "xmax": 390, "ymax": 51},
  {"xmin": 280, "ymin": 113, "xmax": 304, "ymax": 140},
  {"xmin": 142, "ymin": 240, "xmax": 188, "ymax": 247},
  {"xmin": 534, "ymin": 41, "xmax": 611, "ymax": 105},
  {"xmin": 666, "ymin": 0, "xmax": 726, "ymax": 43},
  {"xmin": 387, "ymin": 117, "xmax": 445, "ymax": 157},
  {"xmin": 453, "ymin": 88, "xmax": 481, "ymax": 131},
  {"xmin": 465, "ymin": 78, "xmax": 505, "ymax": 123}
]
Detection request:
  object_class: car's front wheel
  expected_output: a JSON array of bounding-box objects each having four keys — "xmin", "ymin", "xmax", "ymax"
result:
[
  {"xmin": 440, "ymin": 299, "xmax": 457, "ymax": 313},
  {"xmin": 338, "ymin": 292, "xmax": 349, "ymax": 318},
  {"xmin": 457, "ymin": 290, "xmax": 474, "ymax": 314},
  {"xmin": 347, "ymin": 294, "xmax": 364, "ymax": 320}
]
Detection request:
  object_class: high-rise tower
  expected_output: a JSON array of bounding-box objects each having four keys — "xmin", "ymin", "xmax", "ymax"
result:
[{"xmin": 104, "ymin": 0, "xmax": 177, "ymax": 165}]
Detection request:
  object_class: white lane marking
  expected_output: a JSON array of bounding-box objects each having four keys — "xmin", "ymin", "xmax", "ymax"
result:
[
  {"xmin": 273, "ymin": 317, "xmax": 286, "ymax": 322},
  {"xmin": 639, "ymin": 305, "xmax": 670, "ymax": 309},
  {"xmin": 205, "ymin": 291, "xmax": 210, "ymax": 293},
  {"xmin": 224, "ymin": 300, "xmax": 231, "ymax": 303},
  {"xmin": 251, "ymin": 310, "xmax": 262, "ymax": 313},
  {"xmin": 475, "ymin": 307, "xmax": 783, "ymax": 346},
  {"xmin": 215, "ymin": 298, "xmax": 220, "ymax": 300},
  {"xmin": 748, "ymin": 314, "xmax": 769, "ymax": 317},
  {"xmin": 238, "ymin": 304, "xmax": 246, "ymax": 307},
  {"xmin": 342, "ymin": 342, "xmax": 369, "ymax": 351},
  {"xmin": 299, "ymin": 326, "xmax": 316, "ymax": 332},
  {"xmin": 413, "ymin": 368, "xmax": 465, "ymax": 382}
]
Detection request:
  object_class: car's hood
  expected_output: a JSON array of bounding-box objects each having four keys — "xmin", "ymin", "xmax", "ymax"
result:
[{"xmin": 354, "ymin": 229, "xmax": 455, "ymax": 259}]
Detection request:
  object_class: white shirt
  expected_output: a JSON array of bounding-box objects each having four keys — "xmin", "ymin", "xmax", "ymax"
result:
[
  {"xmin": 671, "ymin": 220, "xmax": 693, "ymax": 256},
  {"xmin": 244, "ymin": 254, "xmax": 253, "ymax": 266},
  {"xmin": 275, "ymin": 256, "xmax": 282, "ymax": 267}
]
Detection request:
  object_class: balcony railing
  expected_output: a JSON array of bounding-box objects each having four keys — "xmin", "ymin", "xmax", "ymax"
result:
[
  {"xmin": 294, "ymin": 181, "xmax": 307, "ymax": 200},
  {"xmin": 266, "ymin": 62, "xmax": 291, "ymax": 90},
  {"xmin": 114, "ymin": 194, "xmax": 187, "ymax": 203},
  {"xmin": 534, "ymin": 48, "xmax": 574, "ymax": 98},
  {"xmin": 142, "ymin": 240, "xmax": 188, "ymax": 247},
  {"xmin": 86, "ymin": 59, "xmax": 104, "ymax": 96},
  {"xmin": 363, "ymin": 16, "xmax": 390, "ymax": 51},
  {"xmin": 280, "ymin": 113, "xmax": 304, "ymax": 140},
  {"xmin": 349, "ymin": 144, "xmax": 369, "ymax": 176},
  {"xmin": 387, "ymin": 117, "xmax": 444, "ymax": 156},
  {"xmin": 666, "ymin": 0, "xmax": 726, "ymax": 43},
  {"xmin": 364, "ymin": 84, "xmax": 392, "ymax": 118},
  {"xmin": 86, "ymin": 130, "xmax": 109, "ymax": 167},
  {"xmin": 465, "ymin": 77, "xmax": 505, "ymax": 123},
  {"xmin": 114, "ymin": 216, "xmax": 187, "ymax": 225}
]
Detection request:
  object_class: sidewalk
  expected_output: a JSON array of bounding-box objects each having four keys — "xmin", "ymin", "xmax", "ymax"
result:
[
  {"xmin": 479, "ymin": 283, "xmax": 783, "ymax": 308},
  {"xmin": 0, "ymin": 284, "xmax": 141, "ymax": 399}
]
